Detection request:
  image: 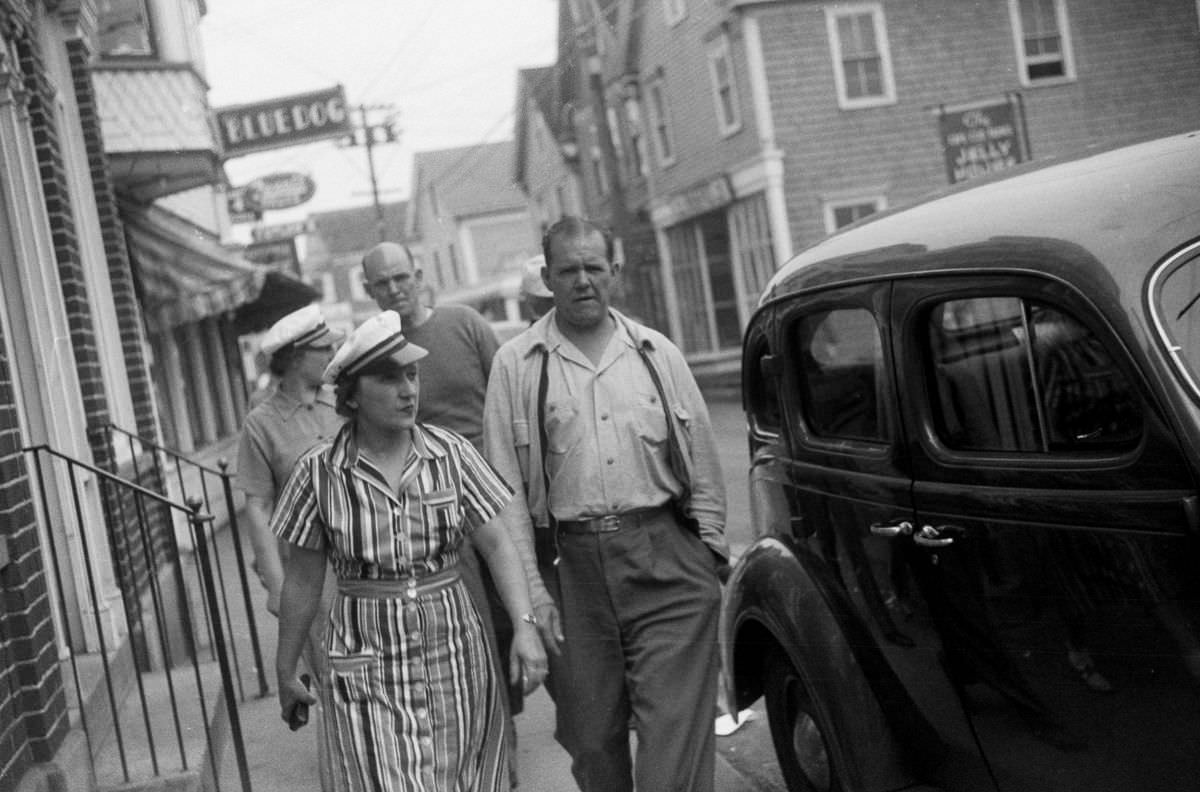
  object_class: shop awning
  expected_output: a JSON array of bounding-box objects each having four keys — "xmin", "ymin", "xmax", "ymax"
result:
[{"xmin": 123, "ymin": 203, "xmax": 317, "ymax": 333}]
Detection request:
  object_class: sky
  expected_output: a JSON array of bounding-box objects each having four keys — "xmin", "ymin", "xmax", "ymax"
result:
[{"xmin": 201, "ymin": 1, "xmax": 559, "ymax": 232}]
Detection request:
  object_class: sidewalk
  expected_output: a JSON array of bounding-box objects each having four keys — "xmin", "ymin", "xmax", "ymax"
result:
[{"xmin": 216, "ymin": 518, "xmax": 763, "ymax": 792}]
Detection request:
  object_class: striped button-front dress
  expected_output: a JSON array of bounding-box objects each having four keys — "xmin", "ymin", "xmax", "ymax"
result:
[{"xmin": 272, "ymin": 422, "xmax": 513, "ymax": 792}]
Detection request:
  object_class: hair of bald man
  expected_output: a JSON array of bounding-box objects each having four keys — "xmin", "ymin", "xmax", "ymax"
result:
[
  {"xmin": 541, "ymin": 216, "xmax": 615, "ymax": 267},
  {"xmin": 361, "ymin": 242, "xmax": 417, "ymax": 275}
]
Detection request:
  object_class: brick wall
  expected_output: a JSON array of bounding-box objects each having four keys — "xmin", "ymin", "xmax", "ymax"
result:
[
  {"xmin": 634, "ymin": 0, "xmax": 762, "ymax": 199},
  {"xmin": 754, "ymin": 0, "xmax": 1200, "ymax": 254},
  {"xmin": 67, "ymin": 37, "xmax": 160, "ymax": 443},
  {"xmin": 0, "ymin": 321, "xmax": 63, "ymax": 789}
]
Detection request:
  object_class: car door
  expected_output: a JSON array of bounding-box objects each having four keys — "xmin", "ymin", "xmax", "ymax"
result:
[
  {"xmin": 777, "ymin": 281, "xmax": 995, "ymax": 790},
  {"xmin": 893, "ymin": 274, "xmax": 1200, "ymax": 792}
]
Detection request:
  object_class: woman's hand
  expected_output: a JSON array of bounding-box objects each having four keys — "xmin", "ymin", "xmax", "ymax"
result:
[
  {"xmin": 511, "ymin": 621, "xmax": 548, "ymax": 695},
  {"xmin": 277, "ymin": 672, "xmax": 317, "ymax": 729}
]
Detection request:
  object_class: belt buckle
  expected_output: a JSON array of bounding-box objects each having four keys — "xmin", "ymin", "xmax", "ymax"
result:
[{"xmin": 598, "ymin": 514, "xmax": 621, "ymax": 532}]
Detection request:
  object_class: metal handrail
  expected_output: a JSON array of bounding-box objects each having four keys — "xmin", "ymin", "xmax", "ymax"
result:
[
  {"xmin": 91, "ymin": 423, "xmax": 269, "ymax": 699},
  {"xmin": 23, "ymin": 442, "xmax": 254, "ymax": 792}
]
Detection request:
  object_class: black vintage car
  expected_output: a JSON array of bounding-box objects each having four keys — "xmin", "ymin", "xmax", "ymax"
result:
[{"xmin": 722, "ymin": 130, "xmax": 1200, "ymax": 792}]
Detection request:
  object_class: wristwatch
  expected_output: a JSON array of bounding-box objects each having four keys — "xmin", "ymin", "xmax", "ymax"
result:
[{"xmin": 520, "ymin": 612, "xmax": 539, "ymax": 626}]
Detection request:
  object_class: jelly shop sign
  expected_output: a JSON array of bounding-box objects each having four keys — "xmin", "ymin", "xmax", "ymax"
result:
[
  {"xmin": 216, "ymin": 86, "xmax": 351, "ymax": 158},
  {"xmin": 938, "ymin": 98, "xmax": 1028, "ymax": 184}
]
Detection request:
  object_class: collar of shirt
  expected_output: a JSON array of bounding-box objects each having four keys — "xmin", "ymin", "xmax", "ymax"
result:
[
  {"xmin": 328, "ymin": 421, "xmax": 443, "ymax": 472},
  {"xmin": 529, "ymin": 309, "xmax": 652, "ymax": 366},
  {"xmin": 266, "ymin": 385, "xmax": 336, "ymax": 422}
]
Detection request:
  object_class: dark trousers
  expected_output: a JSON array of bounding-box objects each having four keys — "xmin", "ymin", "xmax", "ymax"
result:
[{"xmin": 551, "ymin": 509, "xmax": 721, "ymax": 792}]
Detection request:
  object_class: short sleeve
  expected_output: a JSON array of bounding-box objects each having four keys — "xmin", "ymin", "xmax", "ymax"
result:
[
  {"xmin": 235, "ymin": 416, "xmax": 275, "ymax": 500},
  {"xmin": 270, "ymin": 452, "xmax": 327, "ymax": 551},
  {"xmin": 457, "ymin": 439, "xmax": 513, "ymax": 530}
]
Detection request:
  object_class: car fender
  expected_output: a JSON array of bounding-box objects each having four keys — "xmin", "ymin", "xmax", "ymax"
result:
[{"xmin": 722, "ymin": 534, "xmax": 925, "ymax": 792}]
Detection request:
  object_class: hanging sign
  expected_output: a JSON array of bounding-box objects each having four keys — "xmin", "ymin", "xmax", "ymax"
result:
[
  {"xmin": 937, "ymin": 95, "xmax": 1029, "ymax": 184},
  {"xmin": 228, "ymin": 173, "xmax": 316, "ymax": 223},
  {"xmin": 216, "ymin": 85, "xmax": 351, "ymax": 158}
]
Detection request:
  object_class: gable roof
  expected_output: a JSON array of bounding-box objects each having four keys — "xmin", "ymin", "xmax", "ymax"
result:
[
  {"xmin": 309, "ymin": 201, "xmax": 408, "ymax": 256},
  {"xmin": 407, "ymin": 141, "xmax": 526, "ymax": 236}
]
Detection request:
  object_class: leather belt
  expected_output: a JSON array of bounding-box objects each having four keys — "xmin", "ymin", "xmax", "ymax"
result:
[{"xmin": 556, "ymin": 505, "xmax": 670, "ymax": 535}]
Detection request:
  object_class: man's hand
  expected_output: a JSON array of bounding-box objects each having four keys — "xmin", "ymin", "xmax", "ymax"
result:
[{"xmin": 534, "ymin": 601, "xmax": 564, "ymax": 656}]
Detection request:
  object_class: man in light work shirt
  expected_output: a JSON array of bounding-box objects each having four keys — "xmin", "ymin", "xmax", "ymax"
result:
[{"xmin": 483, "ymin": 216, "xmax": 729, "ymax": 792}]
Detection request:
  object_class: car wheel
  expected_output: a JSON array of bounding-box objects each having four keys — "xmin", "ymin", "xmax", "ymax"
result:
[{"xmin": 764, "ymin": 651, "xmax": 840, "ymax": 792}]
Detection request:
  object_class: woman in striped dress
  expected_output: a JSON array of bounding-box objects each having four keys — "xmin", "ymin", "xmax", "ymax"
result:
[{"xmin": 272, "ymin": 311, "xmax": 547, "ymax": 792}]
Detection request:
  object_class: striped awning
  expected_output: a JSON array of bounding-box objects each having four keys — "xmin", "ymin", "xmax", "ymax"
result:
[{"xmin": 123, "ymin": 203, "xmax": 270, "ymax": 332}]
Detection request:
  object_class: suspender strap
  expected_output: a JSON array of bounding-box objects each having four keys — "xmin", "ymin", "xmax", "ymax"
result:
[
  {"xmin": 634, "ymin": 343, "xmax": 693, "ymax": 508},
  {"xmin": 535, "ymin": 347, "xmax": 559, "ymax": 566}
]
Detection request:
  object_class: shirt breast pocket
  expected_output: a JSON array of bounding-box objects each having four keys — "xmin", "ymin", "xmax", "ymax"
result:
[
  {"xmin": 545, "ymin": 397, "xmax": 583, "ymax": 455},
  {"xmin": 633, "ymin": 393, "xmax": 669, "ymax": 446},
  {"xmin": 420, "ymin": 488, "xmax": 462, "ymax": 531}
]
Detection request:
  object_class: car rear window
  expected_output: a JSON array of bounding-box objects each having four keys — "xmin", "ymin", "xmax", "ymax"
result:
[{"xmin": 1149, "ymin": 245, "xmax": 1200, "ymax": 400}]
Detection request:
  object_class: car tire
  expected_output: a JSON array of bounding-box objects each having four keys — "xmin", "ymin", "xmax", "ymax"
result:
[{"xmin": 764, "ymin": 651, "xmax": 841, "ymax": 792}]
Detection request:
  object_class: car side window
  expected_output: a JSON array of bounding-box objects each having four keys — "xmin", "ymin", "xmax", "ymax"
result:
[
  {"xmin": 926, "ymin": 296, "xmax": 1142, "ymax": 453},
  {"xmin": 794, "ymin": 307, "xmax": 885, "ymax": 441}
]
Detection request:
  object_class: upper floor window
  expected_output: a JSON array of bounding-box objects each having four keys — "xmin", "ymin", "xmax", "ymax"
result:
[
  {"xmin": 662, "ymin": 0, "xmax": 686, "ymax": 26},
  {"xmin": 824, "ymin": 3, "xmax": 896, "ymax": 110},
  {"xmin": 98, "ymin": 0, "xmax": 156, "ymax": 58},
  {"xmin": 823, "ymin": 195, "xmax": 885, "ymax": 234},
  {"xmin": 707, "ymin": 36, "xmax": 742, "ymax": 137},
  {"xmin": 646, "ymin": 74, "xmax": 676, "ymax": 167},
  {"xmin": 624, "ymin": 96, "xmax": 648, "ymax": 177},
  {"xmin": 1009, "ymin": 0, "xmax": 1074, "ymax": 85}
]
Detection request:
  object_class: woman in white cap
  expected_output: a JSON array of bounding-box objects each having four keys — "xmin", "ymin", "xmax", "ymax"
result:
[
  {"xmin": 271, "ymin": 311, "xmax": 547, "ymax": 792},
  {"xmin": 236, "ymin": 303, "xmax": 344, "ymax": 792}
]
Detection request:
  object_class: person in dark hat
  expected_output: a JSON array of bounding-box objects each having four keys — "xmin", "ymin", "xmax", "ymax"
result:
[
  {"xmin": 235, "ymin": 303, "xmax": 344, "ymax": 791},
  {"xmin": 272, "ymin": 310, "xmax": 547, "ymax": 792}
]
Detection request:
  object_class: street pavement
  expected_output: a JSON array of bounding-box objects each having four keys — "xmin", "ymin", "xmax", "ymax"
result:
[{"xmin": 217, "ymin": 393, "xmax": 784, "ymax": 791}]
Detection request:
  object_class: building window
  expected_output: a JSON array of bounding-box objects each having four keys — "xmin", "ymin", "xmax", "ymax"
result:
[
  {"xmin": 662, "ymin": 0, "xmax": 686, "ymax": 26},
  {"xmin": 624, "ymin": 96, "xmax": 648, "ymax": 177},
  {"xmin": 707, "ymin": 36, "xmax": 742, "ymax": 137},
  {"xmin": 448, "ymin": 243, "xmax": 462, "ymax": 287},
  {"xmin": 349, "ymin": 268, "xmax": 368, "ymax": 301},
  {"xmin": 98, "ymin": 0, "xmax": 156, "ymax": 57},
  {"xmin": 646, "ymin": 75, "xmax": 675, "ymax": 167},
  {"xmin": 824, "ymin": 3, "xmax": 896, "ymax": 110},
  {"xmin": 590, "ymin": 123, "xmax": 609, "ymax": 196},
  {"xmin": 823, "ymin": 196, "xmax": 886, "ymax": 234},
  {"xmin": 606, "ymin": 105, "xmax": 626, "ymax": 171},
  {"xmin": 1009, "ymin": 0, "xmax": 1074, "ymax": 85}
]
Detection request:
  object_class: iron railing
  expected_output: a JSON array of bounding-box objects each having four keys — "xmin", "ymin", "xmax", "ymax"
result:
[
  {"xmin": 92, "ymin": 422, "xmax": 269, "ymax": 701},
  {"xmin": 24, "ymin": 437, "xmax": 257, "ymax": 792}
]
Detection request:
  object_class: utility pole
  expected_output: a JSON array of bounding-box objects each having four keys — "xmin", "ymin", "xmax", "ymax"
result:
[{"xmin": 339, "ymin": 104, "xmax": 401, "ymax": 242}]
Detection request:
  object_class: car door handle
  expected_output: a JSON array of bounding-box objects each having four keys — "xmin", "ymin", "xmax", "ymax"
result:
[
  {"xmin": 869, "ymin": 519, "xmax": 913, "ymax": 538},
  {"xmin": 913, "ymin": 524, "xmax": 964, "ymax": 548}
]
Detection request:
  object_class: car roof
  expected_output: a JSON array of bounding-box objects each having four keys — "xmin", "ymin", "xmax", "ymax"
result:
[{"xmin": 762, "ymin": 130, "xmax": 1200, "ymax": 309}]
